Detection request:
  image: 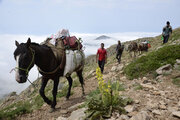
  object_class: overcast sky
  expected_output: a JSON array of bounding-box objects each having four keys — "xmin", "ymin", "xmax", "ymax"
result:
[
  {"xmin": 0, "ymin": 0, "xmax": 179, "ymax": 35},
  {"xmin": 0, "ymin": 0, "xmax": 179, "ymax": 97}
]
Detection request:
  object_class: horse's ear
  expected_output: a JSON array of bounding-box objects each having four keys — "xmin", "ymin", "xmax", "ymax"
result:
[
  {"xmin": 15, "ymin": 40, "xmax": 19, "ymax": 47},
  {"xmin": 27, "ymin": 38, "xmax": 31, "ymax": 48}
]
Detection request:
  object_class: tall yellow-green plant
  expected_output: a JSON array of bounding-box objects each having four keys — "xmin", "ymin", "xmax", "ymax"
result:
[
  {"xmin": 85, "ymin": 67, "xmax": 132, "ymax": 119},
  {"xmin": 96, "ymin": 67, "xmax": 112, "ymax": 106}
]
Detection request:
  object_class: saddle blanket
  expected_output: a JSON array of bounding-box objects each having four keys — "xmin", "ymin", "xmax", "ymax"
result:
[{"xmin": 63, "ymin": 50, "xmax": 85, "ymax": 76}]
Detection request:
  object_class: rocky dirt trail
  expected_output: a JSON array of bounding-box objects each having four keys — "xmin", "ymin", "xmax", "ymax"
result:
[
  {"xmin": 16, "ymin": 73, "xmax": 98, "ymax": 120},
  {"xmin": 15, "ymin": 57, "xmax": 180, "ymax": 120}
]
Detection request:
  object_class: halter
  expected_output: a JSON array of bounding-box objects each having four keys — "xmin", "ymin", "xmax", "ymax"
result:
[{"xmin": 15, "ymin": 47, "xmax": 35, "ymax": 76}]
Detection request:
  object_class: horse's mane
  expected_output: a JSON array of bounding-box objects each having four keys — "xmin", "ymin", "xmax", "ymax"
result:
[{"xmin": 30, "ymin": 42, "xmax": 51, "ymax": 49}]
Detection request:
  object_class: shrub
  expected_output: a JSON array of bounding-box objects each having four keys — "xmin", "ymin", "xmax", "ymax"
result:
[
  {"xmin": 0, "ymin": 102, "xmax": 31, "ymax": 119},
  {"xmin": 172, "ymin": 78, "xmax": 180, "ymax": 87},
  {"xmin": 124, "ymin": 45, "xmax": 180, "ymax": 79},
  {"xmin": 84, "ymin": 67, "xmax": 132, "ymax": 119}
]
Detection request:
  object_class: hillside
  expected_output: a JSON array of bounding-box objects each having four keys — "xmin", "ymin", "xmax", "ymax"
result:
[
  {"xmin": 0, "ymin": 27, "xmax": 180, "ymax": 120},
  {"xmin": 95, "ymin": 35, "xmax": 111, "ymax": 40}
]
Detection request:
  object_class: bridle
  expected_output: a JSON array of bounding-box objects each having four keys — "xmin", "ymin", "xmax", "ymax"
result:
[{"xmin": 15, "ymin": 47, "xmax": 35, "ymax": 76}]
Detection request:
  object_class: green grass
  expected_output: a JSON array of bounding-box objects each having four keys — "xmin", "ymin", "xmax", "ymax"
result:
[
  {"xmin": 57, "ymin": 85, "xmax": 73, "ymax": 98},
  {"xmin": 111, "ymin": 82, "xmax": 125, "ymax": 91},
  {"xmin": 133, "ymin": 83, "xmax": 143, "ymax": 90},
  {"xmin": 0, "ymin": 102, "xmax": 31, "ymax": 120},
  {"xmin": 172, "ymin": 78, "xmax": 180, "ymax": 87},
  {"xmin": 124, "ymin": 45, "xmax": 180, "ymax": 79},
  {"xmin": 169, "ymin": 28, "xmax": 180, "ymax": 42}
]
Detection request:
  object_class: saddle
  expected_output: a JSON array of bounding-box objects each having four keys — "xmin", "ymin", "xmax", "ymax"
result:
[
  {"xmin": 63, "ymin": 36, "xmax": 83, "ymax": 50},
  {"xmin": 43, "ymin": 36, "xmax": 83, "ymax": 70}
]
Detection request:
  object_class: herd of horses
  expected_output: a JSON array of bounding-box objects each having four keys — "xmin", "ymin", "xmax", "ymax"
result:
[
  {"xmin": 13, "ymin": 38, "xmax": 150, "ymax": 112},
  {"xmin": 126, "ymin": 41, "xmax": 149, "ymax": 57}
]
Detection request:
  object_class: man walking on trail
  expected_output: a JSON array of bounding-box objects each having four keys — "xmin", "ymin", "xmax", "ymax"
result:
[
  {"xmin": 116, "ymin": 40, "xmax": 124, "ymax": 64},
  {"xmin": 96, "ymin": 43, "xmax": 107, "ymax": 74},
  {"xmin": 162, "ymin": 21, "xmax": 172, "ymax": 44}
]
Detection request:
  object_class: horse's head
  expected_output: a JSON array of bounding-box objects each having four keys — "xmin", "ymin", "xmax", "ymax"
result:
[{"xmin": 14, "ymin": 38, "xmax": 35, "ymax": 83}]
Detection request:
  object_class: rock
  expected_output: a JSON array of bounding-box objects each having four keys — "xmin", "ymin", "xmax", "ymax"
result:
[
  {"xmin": 152, "ymin": 91, "xmax": 161, "ymax": 95},
  {"xmin": 134, "ymin": 100, "xmax": 140, "ymax": 104},
  {"xmin": 117, "ymin": 115, "xmax": 129, "ymax": 120},
  {"xmin": 156, "ymin": 64, "xmax": 172, "ymax": 75},
  {"xmin": 168, "ymin": 107, "xmax": 178, "ymax": 113},
  {"xmin": 176, "ymin": 59, "xmax": 180, "ymax": 64},
  {"xmin": 125, "ymin": 105, "xmax": 136, "ymax": 113},
  {"xmin": 129, "ymin": 111, "xmax": 150, "ymax": 120},
  {"xmin": 172, "ymin": 111, "xmax": 180, "ymax": 118},
  {"xmin": 142, "ymin": 77, "xmax": 148, "ymax": 81},
  {"xmin": 88, "ymin": 70, "xmax": 95, "ymax": 76},
  {"xmin": 152, "ymin": 110, "xmax": 161, "ymax": 115},
  {"xmin": 56, "ymin": 116, "xmax": 67, "ymax": 120},
  {"xmin": 140, "ymin": 84, "xmax": 157, "ymax": 90},
  {"xmin": 128, "ymin": 111, "xmax": 138, "ymax": 117},
  {"xmin": 156, "ymin": 75, "xmax": 164, "ymax": 81},
  {"xmin": 116, "ymin": 65, "xmax": 124, "ymax": 71},
  {"xmin": 111, "ymin": 66, "xmax": 117, "ymax": 72},
  {"xmin": 174, "ymin": 63, "xmax": 180, "ymax": 69},
  {"xmin": 178, "ymin": 101, "xmax": 180, "ymax": 107},
  {"xmin": 159, "ymin": 104, "xmax": 167, "ymax": 110},
  {"xmin": 68, "ymin": 102, "xmax": 84, "ymax": 111},
  {"xmin": 68, "ymin": 108, "xmax": 87, "ymax": 120},
  {"xmin": 60, "ymin": 109, "xmax": 68, "ymax": 114},
  {"xmin": 147, "ymin": 101, "xmax": 158, "ymax": 109},
  {"xmin": 121, "ymin": 76, "xmax": 127, "ymax": 81}
]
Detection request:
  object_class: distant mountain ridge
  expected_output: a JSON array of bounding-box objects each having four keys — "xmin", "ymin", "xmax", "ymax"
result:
[{"xmin": 95, "ymin": 35, "xmax": 111, "ymax": 40}]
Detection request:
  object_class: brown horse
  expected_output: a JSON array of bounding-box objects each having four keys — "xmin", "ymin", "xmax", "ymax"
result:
[
  {"xmin": 138, "ymin": 43, "xmax": 148, "ymax": 55},
  {"xmin": 13, "ymin": 38, "xmax": 85, "ymax": 112},
  {"xmin": 127, "ymin": 41, "xmax": 138, "ymax": 57}
]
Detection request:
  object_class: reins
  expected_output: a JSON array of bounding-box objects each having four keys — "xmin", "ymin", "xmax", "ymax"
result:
[
  {"xmin": 15, "ymin": 47, "xmax": 35, "ymax": 75},
  {"xmin": 10, "ymin": 47, "xmax": 37, "ymax": 88}
]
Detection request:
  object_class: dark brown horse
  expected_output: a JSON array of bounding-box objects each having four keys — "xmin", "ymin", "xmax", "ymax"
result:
[
  {"xmin": 127, "ymin": 41, "xmax": 138, "ymax": 57},
  {"xmin": 13, "ymin": 38, "xmax": 85, "ymax": 112},
  {"xmin": 138, "ymin": 43, "xmax": 148, "ymax": 55}
]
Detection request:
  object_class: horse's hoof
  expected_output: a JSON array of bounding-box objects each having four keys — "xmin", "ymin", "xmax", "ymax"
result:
[
  {"xmin": 82, "ymin": 93, "xmax": 85, "ymax": 98},
  {"xmin": 49, "ymin": 108, "xmax": 55, "ymax": 113},
  {"xmin": 66, "ymin": 97, "xmax": 69, "ymax": 101}
]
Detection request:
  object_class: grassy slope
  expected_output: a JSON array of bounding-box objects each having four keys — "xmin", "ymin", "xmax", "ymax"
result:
[
  {"xmin": 124, "ymin": 27, "xmax": 180, "ymax": 79},
  {"xmin": 0, "ymin": 27, "xmax": 180, "ymax": 119}
]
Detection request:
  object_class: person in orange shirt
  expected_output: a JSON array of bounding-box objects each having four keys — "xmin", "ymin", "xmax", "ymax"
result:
[{"xmin": 96, "ymin": 43, "xmax": 107, "ymax": 73}]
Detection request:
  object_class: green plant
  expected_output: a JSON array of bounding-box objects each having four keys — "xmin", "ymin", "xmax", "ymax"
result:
[
  {"xmin": 172, "ymin": 77, "xmax": 180, "ymax": 87},
  {"xmin": 85, "ymin": 67, "xmax": 132, "ymax": 119},
  {"xmin": 133, "ymin": 83, "xmax": 143, "ymax": 90},
  {"xmin": 0, "ymin": 101, "xmax": 31, "ymax": 119},
  {"xmin": 57, "ymin": 85, "xmax": 73, "ymax": 98},
  {"xmin": 72, "ymin": 80, "xmax": 80, "ymax": 88},
  {"xmin": 124, "ymin": 45, "xmax": 180, "ymax": 79}
]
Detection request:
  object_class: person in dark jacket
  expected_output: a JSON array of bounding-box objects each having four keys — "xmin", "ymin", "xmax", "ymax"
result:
[
  {"xmin": 162, "ymin": 21, "xmax": 172, "ymax": 44},
  {"xmin": 116, "ymin": 41, "xmax": 124, "ymax": 64}
]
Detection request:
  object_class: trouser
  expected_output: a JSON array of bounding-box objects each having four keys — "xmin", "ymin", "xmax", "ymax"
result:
[
  {"xmin": 98, "ymin": 60, "xmax": 105, "ymax": 73},
  {"xmin": 116, "ymin": 52, "xmax": 122, "ymax": 64},
  {"xmin": 163, "ymin": 35, "xmax": 169, "ymax": 44}
]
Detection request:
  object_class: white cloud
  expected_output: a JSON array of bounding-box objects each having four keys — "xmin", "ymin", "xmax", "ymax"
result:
[{"xmin": 0, "ymin": 32, "xmax": 159, "ymax": 98}]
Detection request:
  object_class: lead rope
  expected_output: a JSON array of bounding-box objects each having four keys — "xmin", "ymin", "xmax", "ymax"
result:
[{"xmin": 9, "ymin": 68, "xmax": 38, "ymax": 89}]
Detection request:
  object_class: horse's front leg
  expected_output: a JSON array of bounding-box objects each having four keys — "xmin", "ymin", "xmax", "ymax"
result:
[
  {"xmin": 39, "ymin": 77, "xmax": 52, "ymax": 105},
  {"xmin": 66, "ymin": 76, "xmax": 73, "ymax": 100},
  {"xmin": 51, "ymin": 77, "xmax": 60, "ymax": 111}
]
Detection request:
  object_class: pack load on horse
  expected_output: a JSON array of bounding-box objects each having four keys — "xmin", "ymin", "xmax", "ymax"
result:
[
  {"xmin": 13, "ymin": 29, "xmax": 85, "ymax": 112},
  {"xmin": 138, "ymin": 40, "xmax": 151, "ymax": 55}
]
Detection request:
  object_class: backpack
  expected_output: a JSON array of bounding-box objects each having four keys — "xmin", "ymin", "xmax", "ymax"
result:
[{"xmin": 63, "ymin": 36, "xmax": 83, "ymax": 50}]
